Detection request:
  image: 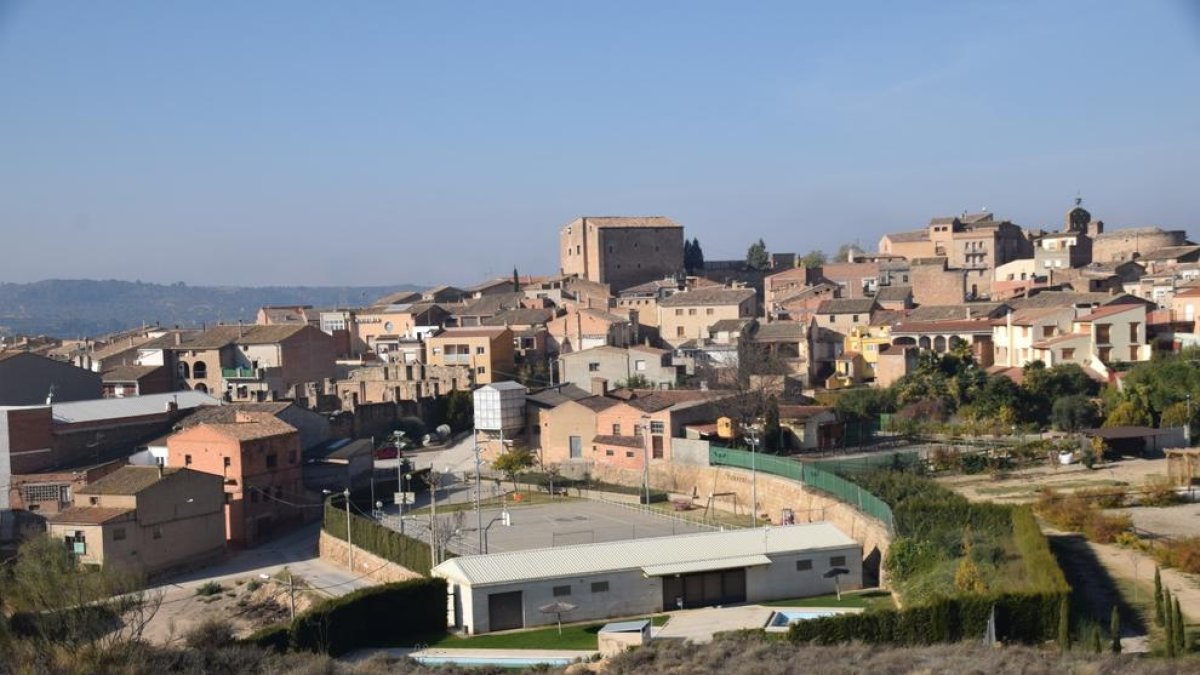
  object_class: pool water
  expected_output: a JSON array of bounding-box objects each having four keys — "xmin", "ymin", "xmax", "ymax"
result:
[
  {"xmin": 411, "ymin": 655, "xmax": 576, "ymax": 668},
  {"xmin": 767, "ymin": 609, "xmax": 842, "ymax": 628}
]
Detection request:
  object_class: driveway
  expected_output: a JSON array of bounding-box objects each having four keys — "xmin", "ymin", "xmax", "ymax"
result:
[{"xmin": 141, "ymin": 524, "xmax": 373, "ymax": 643}]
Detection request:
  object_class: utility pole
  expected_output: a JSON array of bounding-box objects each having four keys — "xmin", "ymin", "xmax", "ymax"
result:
[
  {"xmin": 641, "ymin": 414, "xmax": 652, "ymax": 506},
  {"xmin": 285, "ymin": 569, "xmax": 296, "ymax": 621},
  {"xmin": 429, "ymin": 467, "xmax": 439, "ymax": 568},
  {"xmin": 474, "ymin": 429, "xmax": 483, "ymax": 554},
  {"xmin": 344, "ymin": 487, "xmax": 352, "ymax": 571},
  {"xmin": 748, "ymin": 426, "xmax": 759, "ymax": 528}
]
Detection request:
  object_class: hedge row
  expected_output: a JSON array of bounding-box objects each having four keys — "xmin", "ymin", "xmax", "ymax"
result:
[
  {"xmin": 244, "ymin": 578, "xmax": 447, "ymax": 656},
  {"xmin": 323, "ymin": 498, "xmax": 443, "ymax": 576}
]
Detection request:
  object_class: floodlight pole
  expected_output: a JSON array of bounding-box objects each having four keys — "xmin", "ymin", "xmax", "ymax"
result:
[
  {"xmin": 747, "ymin": 425, "xmax": 759, "ymax": 528},
  {"xmin": 641, "ymin": 414, "xmax": 652, "ymax": 506},
  {"xmin": 474, "ymin": 428, "xmax": 484, "ymax": 554}
]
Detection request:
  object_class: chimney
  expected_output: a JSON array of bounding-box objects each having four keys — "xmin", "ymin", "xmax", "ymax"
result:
[
  {"xmin": 174, "ymin": 332, "xmax": 182, "ymax": 345},
  {"xmin": 591, "ymin": 377, "xmax": 608, "ymax": 397},
  {"xmin": 157, "ymin": 461, "xmax": 164, "ymax": 479},
  {"xmin": 165, "ymin": 398, "xmax": 179, "ymax": 414}
]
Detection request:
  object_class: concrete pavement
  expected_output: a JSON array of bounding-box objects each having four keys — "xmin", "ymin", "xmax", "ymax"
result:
[{"xmin": 654, "ymin": 605, "xmax": 774, "ymax": 643}]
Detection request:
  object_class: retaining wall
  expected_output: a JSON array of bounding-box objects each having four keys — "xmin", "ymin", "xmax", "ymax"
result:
[{"xmin": 318, "ymin": 530, "xmax": 425, "ymax": 584}]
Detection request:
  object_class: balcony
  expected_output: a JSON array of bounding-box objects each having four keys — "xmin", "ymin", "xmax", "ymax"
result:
[{"xmin": 222, "ymin": 367, "xmax": 259, "ymax": 379}]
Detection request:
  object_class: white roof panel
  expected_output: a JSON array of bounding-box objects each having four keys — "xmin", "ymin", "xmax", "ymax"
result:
[
  {"xmin": 433, "ymin": 523, "xmax": 857, "ymax": 587},
  {"xmin": 642, "ymin": 553, "xmax": 772, "ymax": 577},
  {"xmin": 48, "ymin": 391, "xmax": 220, "ymax": 424}
]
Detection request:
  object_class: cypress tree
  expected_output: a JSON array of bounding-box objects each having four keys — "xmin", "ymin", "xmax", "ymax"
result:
[
  {"xmin": 1110, "ymin": 606, "xmax": 1122, "ymax": 654},
  {"xmin": 1057, "ymin": 596, "xmax": 1071, "ymax": 652},
  {"xmin": 1165, "ymin": 589, "xmax": 1176, "ymax": 657},
  {"xmin": 1174, "ymin": 598, "xmax": 1185, "ymax": 655},
  {"xmin": 1155, "ymin": 567, "xmax": 1164, "ymax": 626}
]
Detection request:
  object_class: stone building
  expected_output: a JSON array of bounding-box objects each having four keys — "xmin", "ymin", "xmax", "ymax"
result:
[
  {"xmin": 658, "ymin": 287, "xmax": 757, "ymax": 347},
  {"xmin": 559, "ymin": 216, "xmax": 685, "ymax": 292}
]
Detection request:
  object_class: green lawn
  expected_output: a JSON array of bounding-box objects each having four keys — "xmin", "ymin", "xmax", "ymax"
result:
[
  {"xmin": 416, "ymin": 615, "xmax": 669, "ymax": 651},
  {"xmin": 759, "ymin": 590, "xmax": 894, "ymax": 611}
]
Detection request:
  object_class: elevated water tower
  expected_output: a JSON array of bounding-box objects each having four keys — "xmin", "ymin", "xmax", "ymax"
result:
[{"xmin": 473, "ymin": 382, "xmax": 527, "ymax": 458}]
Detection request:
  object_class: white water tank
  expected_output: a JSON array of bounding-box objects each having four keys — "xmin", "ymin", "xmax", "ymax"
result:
[{"xmin": 473, "ymin": 381, "xmax": 527, "ymax": 432}]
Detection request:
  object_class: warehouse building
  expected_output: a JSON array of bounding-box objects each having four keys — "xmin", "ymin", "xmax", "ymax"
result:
[{"xmin": 432, "ymin": 523, "xmax": 862, "ymax": 634}]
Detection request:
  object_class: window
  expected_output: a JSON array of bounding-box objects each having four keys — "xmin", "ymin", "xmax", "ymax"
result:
[
  {"xmin": 625, "ymin": 450, "xmax": 635, "ymax": 458},
  {"xmin": 828, "ymin": 315, "xmax": 835, "ymax": 323},
  {"xmin": 591, "ymin": 581, "xmax": 609, "ymax": 593},
  {"xmin": 830, "ymin": 555, "xmax": 847, "ymax": 567},
  {"xmin": 652, "ymin": 435, "xmax": 664, "ymax": 459},
  {"xmin": 650, "ymin": 421, "xmax": 665, "ymax": 434},
  {"xmin": 184, "ymin": 454, "xmax": 192, "ymax": 467},
  {"xmin": 851, "ymin": 315, "xmax": 859, "ymax": 323},
  {"xmin": 612, "ymin": 424, "xmax": 621, "ymax": 435},
  {"xmin": 588, "ymin": 362, "xmax": 600, "ymax": 372},
  {"xmin": 605, "ymin": 449, "xmax": 614, "ymax": 456},
  {"xmin": 1130, "ymin": 345, "xmax": 1139, "ymax": 360},
  {"xmin": 1129, "ymin": 322, "xmax": 1140, "ymax": 342},
  {"xmin": 1061, "ymin": 348, "xmax": 1075, "ymax": 360},
  {"xmin": 635, "ymin": 359, "xmax": 646, "ymax": 371},
  {"xmin": 266, "ymin": 454, "xmax": 278, "ymax": 469},
  {"xmin": 476, "ymin": 346, "xmax": 485, "ymax": 355},
  {"xmin": 477, "ymin": 366, "xmax": 485, "ymax": 375},
  {"xmin": 675, "ymin": 309, "xmax": 683, "ymax": 316},
  {"xmin": 89, "ymin": 496, "xmax": 100, "ymax": 506},
  {"xmin": 796, "ymin": 559, "xmax": 813, "ymax": 571},
  {"xmin": 152, "ymin": 526, "xmax": 162, "ymax": 540},
  {"xmin": 688, "ymin": 308, "xmax": 696, "ymax": 316},
  {"xmin": 676, "ymin": 326, "xmax": 685, "ymax": 337},
  {"xmin": 553, "ymin": 585, "xmax": 572, "ymax": 597},
  {"xmin": 706, "ymin": 308, "xmax": 714, "ymax": 315},
  {"xmin": 112, "ymin": 528, "xmax": 127, "ymax": 541},
  {"xmin": 1042, "ymin": 326, "xmax": 1055, "ymax": 338}
]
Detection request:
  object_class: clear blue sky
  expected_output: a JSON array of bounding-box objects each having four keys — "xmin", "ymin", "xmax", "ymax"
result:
[{"xmin": 2, "ymin": 1, "xmax": 1198, "ymax": 286}]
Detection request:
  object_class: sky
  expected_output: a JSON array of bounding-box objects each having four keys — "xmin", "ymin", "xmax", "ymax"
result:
[{"xmin": 2, "ymin": 1, "xmax": 1199, "ymax": 287}]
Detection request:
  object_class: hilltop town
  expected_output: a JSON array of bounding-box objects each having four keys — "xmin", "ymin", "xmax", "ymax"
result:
[{"xmin": 4, "ymin": 204, "xmax": 1200, "ymax": 671}]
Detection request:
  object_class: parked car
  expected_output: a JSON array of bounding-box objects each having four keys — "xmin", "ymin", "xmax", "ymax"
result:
[{"xmin": 374, "ymin": 445, "xmax": 400, "ymax": 460}]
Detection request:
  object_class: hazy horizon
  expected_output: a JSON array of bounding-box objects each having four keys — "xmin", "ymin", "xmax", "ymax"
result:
[{"xmin": 3, "ymin": 1, "xmax": 1199, "ymax": 286}]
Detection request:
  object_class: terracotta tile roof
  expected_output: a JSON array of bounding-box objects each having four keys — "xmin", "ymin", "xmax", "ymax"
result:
[
  {"xmin": 778, "ymin": 405, "xmax": 834, "ymax": 420},
  {"xmin": 455, "ymin": 293, "xmax": 528, "ymax": 318},
  {"xmin": 571, "ymin": 216, "xmax": 681, "ymax": 229},
  {"xmin": 430, "ymin": 326, "xmax": 510, "ymax": 339},
  {"xmin": 592, "ymin": 434, "xmax": 644, "ymax": 449},
  {"xmin": 905, "ymin": 303, "xmax": 1007, "ymax": 322},
  {"xmin": 659, "ymin": 287, "xmax": 755, "ymax": 308},
  {"xmin": 892, "ymin": 319, "xmax": 994, "ymax": 334},
  {"xmin": 371, "ymin": 290, "xmax": 423, "ymax": 306},
  {"xmin": 1076, "ymin": 304, "xmax": 1142, "ymax": 321},
  {"xmin": 526, "ymin": 385, "xmax": 592, "ymax": 408},
  {"xmin": 573, "ymin": 396, "xmax": 621, "ymax": 412},
  {"xmin": 77, "ymin": 466, "xmax": 184, "ymax": 496},
  {"xmin": 875, "ymin": 286, "xmax": 913, "ymax": 302},
  {"xmin": 708, "ymin": 318, "xmax": 753, "ymax": 333},
  {"xmin": 816, "ymin": 298, "xmax": 878, "ymax": 315},
  {"xmin": 177, "ymin": 402, "xmax": 293, "ymax": 427},
  {"xmin": 47, "ymin": 506, "xmax": 135, "ymax": 526},
  {"xmin": 753, "ymin": 321, "xmax": 806, "ymax": 340},
  {"xmin": 1006, "ymin": 291, "xmax": 1144, "ymax": 310},
  {"xmin": 100, "ymin": 365, "xmax": 162, "ymax": 382},
  {"xmin": 189, "ymin": 413, "xmax": 298, "ymax": 441},
  {"xmin": 482, "ymin": 308, "xmax": 556, "ymax": 326},
  {"xmin": 1032, "ymin": 333, "xmax": 1089, "ymax": 348},
  {"xmin": 884, "ymin": 229, "xmax": 930, "ymax": 243}
]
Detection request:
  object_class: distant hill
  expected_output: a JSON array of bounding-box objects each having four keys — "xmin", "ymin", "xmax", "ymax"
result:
[{"xmin": 0, "ymin": 279, "xmax": 423, "ymax": 338}]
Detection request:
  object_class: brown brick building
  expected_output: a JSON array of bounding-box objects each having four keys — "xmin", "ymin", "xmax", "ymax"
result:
[{"xmin": 559, "ymin": 216, "xmax": 685, "ymax": 292}]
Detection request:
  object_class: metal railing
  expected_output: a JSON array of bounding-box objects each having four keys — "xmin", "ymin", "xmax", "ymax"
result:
[{"xmin": 708, "ymin": 445, "xmax": 895, "ymax": 534}]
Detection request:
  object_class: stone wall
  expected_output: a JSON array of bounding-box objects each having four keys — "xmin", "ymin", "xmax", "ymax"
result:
[
  {"xmin": 318, "ymin": 530, "xmax": 424, "ymax": 584},
  {"xmin": 590, "ymin": 461, "xmax": 893, "ymax": 586}
]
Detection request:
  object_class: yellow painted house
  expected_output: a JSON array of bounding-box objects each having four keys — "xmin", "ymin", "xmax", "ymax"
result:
[{"xmin": 826, "ymin": 326, "xmax": 892, "ymax": 389}]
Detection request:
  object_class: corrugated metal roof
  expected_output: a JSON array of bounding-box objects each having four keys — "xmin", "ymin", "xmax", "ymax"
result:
[
  {"xmin": 47, "ymin": 391, "xmax": 220, "ymax": 424},
  {"xmin": 642, "ymin": 553, "xmax": 772, "ymax": 576},
  {"xmin": 432, "ymin": 523, "xmax": 856, "ymax": 587}
]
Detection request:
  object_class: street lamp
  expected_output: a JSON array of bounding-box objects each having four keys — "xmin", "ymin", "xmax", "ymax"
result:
[
  {"xmin": 323, "ymin": 488, "xmax": 352, "ymax": 571},
  {"xmin": 640, "ymin": 414, "xmax": 652, "ymax": 506},
  {"xmin": 746, "ymin": 424, "xmax": 760, "ymax": 528},
  {"xmin": 473, "ymin": 432, "xmax": 484, "ymax": 554}
]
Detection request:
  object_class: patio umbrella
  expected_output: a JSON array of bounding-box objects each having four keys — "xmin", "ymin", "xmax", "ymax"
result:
[{"xmin": 538, "ymin": 601, "xmax": 577, "ymax": 635}]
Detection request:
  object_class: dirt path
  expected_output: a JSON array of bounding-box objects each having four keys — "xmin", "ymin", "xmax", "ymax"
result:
[
  {"xmin": 1082, "ymin": 535, "xmax": 1200, "ymax": 625},
  {"xmin": 1047, "ymin": 532, "xmax": 1150, "ymax": 652}
]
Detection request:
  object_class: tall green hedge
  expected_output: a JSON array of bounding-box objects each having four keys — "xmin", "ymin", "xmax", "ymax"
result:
[
  {"xmin": 290, "ymin": 578, "xmax": 447, "ymax": 655},
  {"xmin": 323, "ymin": 498, "xmax": 443, "ymax": 576}
]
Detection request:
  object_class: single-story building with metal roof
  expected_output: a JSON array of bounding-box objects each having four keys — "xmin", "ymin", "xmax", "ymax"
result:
[{"xmin": 432, "ymin": 523, "xmax": 862, "ymax": 634}]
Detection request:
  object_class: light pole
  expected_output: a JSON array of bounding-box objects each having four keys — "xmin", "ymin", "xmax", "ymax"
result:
[
  {"xmin": 344, "ymin": 487, "xmax": 352, "ymax": 571},
  {"xmin": 640, "ymin": 414, "xmax": 652, "ymax": 506},
  {"xmin": 474, "ymin": 430, "xmax": 484, "ymax": 554},
  {"xmin": 747, "ymin": 425, "xmax": 759, "ymax": 528}
]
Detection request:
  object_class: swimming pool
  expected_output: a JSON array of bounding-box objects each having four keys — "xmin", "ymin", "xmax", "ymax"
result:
[
  {"xmin": 410, "ymin": 654, "xmax": 578, "ymax": 668},
  {"xmin": 765, "ymin": 609, "xmax": 843, "ymax": 629}
]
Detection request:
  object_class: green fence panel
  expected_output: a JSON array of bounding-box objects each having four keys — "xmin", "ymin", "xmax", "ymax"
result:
[{"xmin": 708, "ymin": 446, "xmax": 895, "ymax": 533}]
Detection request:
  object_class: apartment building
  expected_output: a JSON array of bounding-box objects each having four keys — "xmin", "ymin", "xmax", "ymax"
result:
[
  {"xmin": 559, "ymin": 345, "xmax": 678, "ymax": 391},
  {"xmin": 166, "ymin": 412, "xmax": 305, "ymax": 547},
  {"xmin": 658, "ymin": 288, "xmax": 757, "ymax": 347},
  {"xmin": 424, "ymin": 327, "xmax": 515, "ymax": 385},
  {"xmin": 47, "ymin": 466, "xmax": 225, "ymax": 575},
  {"xmin": 547, "ymin": 308, "xmax": 637, "ymax": 355}
]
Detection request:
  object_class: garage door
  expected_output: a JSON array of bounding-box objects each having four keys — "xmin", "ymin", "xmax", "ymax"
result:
[{"xmin": 487, "ymin": 591, "xmax": 524, "ymax": 632}]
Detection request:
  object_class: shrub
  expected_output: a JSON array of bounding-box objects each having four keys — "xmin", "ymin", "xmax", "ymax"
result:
[
  {"xmin": 243, "ymin": 623, "xmax": 290, "ymax": 653},
  {"xmin": 195, "ymin": 581, "xmax": 224, "ymax": 597},
  {"xmin": 1075, "ymin": 486, "xmax": 1127, "ymax": 508},
  {"xmin": 245, "ymin": 579, "xmax": 262, "ymax": 592},
  {"xmin": 323, "ymin": 499, "xmax": 442, "ymax": 575},
  {"xmin": 1153, "ymin": 537, "xmax": 1200, "ymax": 574},
  {"xmin": 1139, "ymin": 476, "xmax": 1181, "ymax": 507},
  {"xmin": 1082, "ymin": 512, "xmax": 1132, "ymax": 544},
  {"xmin": 290, "ymin": 578, "xmax": 446, "ymax": 655},
  {"xmin": 184, "ymin": 617, "xmax": 235, "ymax": 650}
]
